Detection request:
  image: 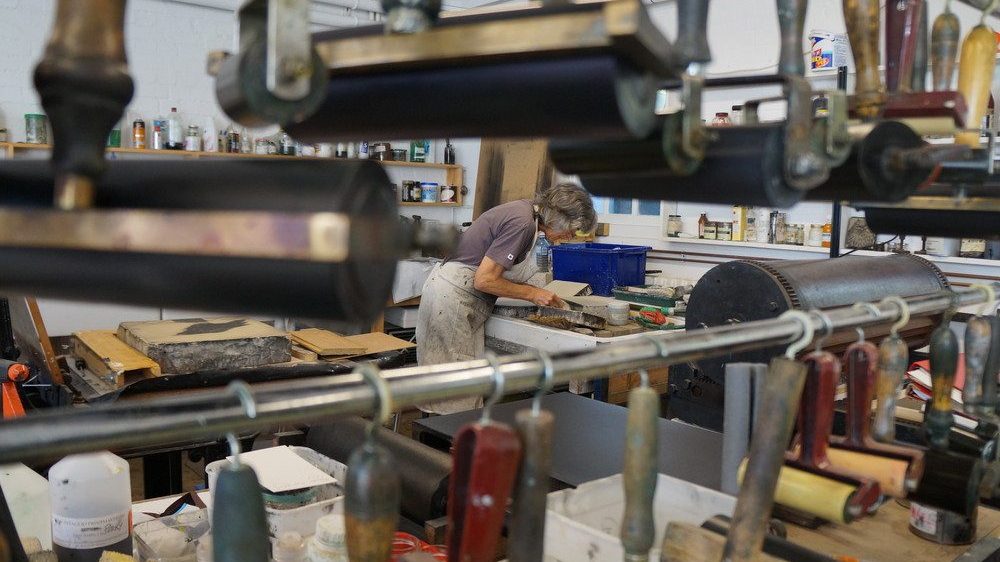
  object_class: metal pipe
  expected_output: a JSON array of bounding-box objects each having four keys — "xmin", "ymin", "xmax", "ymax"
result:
[{"xmin": 0, "ymin": 285, "xmax": 996, "ymax": 466}]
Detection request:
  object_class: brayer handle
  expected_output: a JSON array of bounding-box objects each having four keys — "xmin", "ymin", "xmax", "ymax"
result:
[
  {"xmin": 963, "ymin": 316, "xmax": 993, "ymax": 415},
  {"xmin": 927, "ymin": 324, "xmax": 960, "ymax": 450},
  {"xmin": 955, "ymin": 24, "xmax": 998, "ymax": 147},
  {"xmin": 873, "ymin": 334, "xmax": 909, "ymax": 443},
  {"xmin": 797, "ymin": 351, "xmax": 840, "ymax": 468},
  {"xmin": 508, "ymin": 409, "xmax": 555, "ymax": 562},
  {"xmin": 844, "ymin": 341, "xmax": 879, "ymax": 447},
  {"xmin": 777, "ymin": 0, "xmax": 807, "ymax": 76},
  {"xmin": 723, "ymin": 357, "xmax": 807, "ymax": 562},
  {"xmin": 930, "ymin": 5, "xmax": 961, "ymax": 91},
  {"xmin": 675, "ymin": 0, "xmax": 712, "ymax": 69},
  {"xmin": 843, "ymin": 0, "xmax": 885, "ymax": 118},
  {"xmin": 982, "ymin": 316, "xmax": 1000, "ymax": 415},
  {"xmin": 212, "ymin": 464, "xmax": 270, "ymax": 562},
  {"xmin": 346, "ymin": 442, "xmax": 401, "ymax": 562},
  {"xmin": 621, "ymin": 385, "xmax": 660, "ymax": 562}
]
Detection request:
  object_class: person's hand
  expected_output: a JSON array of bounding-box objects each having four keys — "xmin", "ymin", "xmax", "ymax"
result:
[{"xmin": 531, "ymin": 289, "xmax": 565, "ymax": 308}]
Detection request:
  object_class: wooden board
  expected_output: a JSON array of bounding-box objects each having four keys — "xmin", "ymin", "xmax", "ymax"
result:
[
  {"xmin": 290, "ymin": 345, "xmax": 320, "ymax": 361},
  {"xmin": 73, "ymin": 330, "xmax": 161, "ymax": 387},
  {"xmin": 608, "ymin": 366, "xmax": 669, "ymax": 405},
  {"xmin": 117, "ymin": 317, "xmax": 290, "ymax": 374},
  {"xmin": 342, "ymin": 332, "xmax": 415, "ymax": 358},
  {"xmin": 786, "ymin": 500, "xmax": 1000, "ymax": 562},
  {"xmin": 290, "ymin": 328, "xmax": 366, "ymax": 356},
  {"xmin": 472, "ymin": 139, "xmax": 554, "ymax": 219}
]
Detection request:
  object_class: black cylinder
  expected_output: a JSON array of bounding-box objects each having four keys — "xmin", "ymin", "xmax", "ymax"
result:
[
  {"xmin": 669, "ymin": 255, "xmax": 949, "ymax": 430},
  {"xmin": 0, "ymin": 159, "xmax": 399, "ymax": 322},
  {"xmin": 573, "ymin": 124, "xmax": 805, "ymax": 208},
  {"xmin": 805, "ymin": 121, "xmax": 929, "ymax": 203},
  {"xmin": 863, "ymin": 205, "xmax": 1000, "ymax": 239},
  {"xmin": 286, "ymin": 53, "xmax": 657, "ymax": 142}
]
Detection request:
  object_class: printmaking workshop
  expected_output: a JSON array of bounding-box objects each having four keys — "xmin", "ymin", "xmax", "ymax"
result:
[{"xmin": 4, "ymin": 1, "xmax": 1000, "ymax": 562}]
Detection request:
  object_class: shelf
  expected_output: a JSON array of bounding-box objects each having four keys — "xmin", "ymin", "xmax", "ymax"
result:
[
  {"xmin": 0, "ymin": 142, "xmax": 462, "ymax": 168},
  {"xmin": 663, "ymin": 236, "xmax": 829, "ymax": 254},
  {"xmin": 399, "ymin": 201, "xmax": 462, "ymax": 207}
]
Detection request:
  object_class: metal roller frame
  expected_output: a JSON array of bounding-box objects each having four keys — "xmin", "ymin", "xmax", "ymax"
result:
[{"xmin": 0, "ymin": 284, "xmax": 996, "ymax": 467}]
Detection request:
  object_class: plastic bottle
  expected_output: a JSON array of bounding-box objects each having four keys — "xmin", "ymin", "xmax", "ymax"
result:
[
  {"xmin": 1, "ymin": 463, "xmax": 52, "ymax": 549},
  {"xmin": 203, "ymin": 118, "xmax": 218, "ymax": 153},
  {"xmin": 534, "ymin": 233, "xmax": 550, "ymax": 272},
  {"xmin": 49, "ymin": 452, "xmax": 132, "ymax": 562},
  {"xmin": 274, "ymin": 531, "xmax": 307, "ymax": 562},
  {"xmin": 307, "ymin": 513, "xmax": 347, "ymax": 562},
  {"xmin": 166, "ymin": 108, "xmax": 183, "ymax": 150},
  {"xmin": 821, "ymin": 217, "xmax": 832, "ymax": 248}
]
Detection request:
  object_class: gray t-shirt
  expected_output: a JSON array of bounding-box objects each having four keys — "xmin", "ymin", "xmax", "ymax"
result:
[{"xmin": 449, "ymin": 199, "xmax": 536, "ymax": 270}]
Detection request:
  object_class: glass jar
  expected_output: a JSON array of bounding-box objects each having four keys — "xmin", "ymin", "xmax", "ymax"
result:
[
  {"xmin": 770, "ymin": 211, "xmax": 786, "ymax": 244},
  {"xmin": 703, "ymin": 222, "xmax": 718, "ymax": 240},
  {"xmin": 717, "ymin": 222, "xmax": 733, "ymax": 241},
  {"xmin": 666, "ymin": 215, "xmax": 683, "ymax": 237},
  {"xmin": 711, "ymin": 112, "xmax": 732, "ymax": 126},
  {"xmin": 806, "ymin": 224, "xmax": 823, "ymax": 247}
]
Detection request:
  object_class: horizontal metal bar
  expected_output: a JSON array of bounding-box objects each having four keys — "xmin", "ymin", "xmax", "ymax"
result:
[{"xmin": 1, "ymin": 283, "xmax": 996, "ymax": 466}]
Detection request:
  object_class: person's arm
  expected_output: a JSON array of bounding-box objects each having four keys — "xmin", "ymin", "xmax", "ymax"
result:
[{"xmin": 474, "ymin": 257, "xmax": 565, "ymax": 307}]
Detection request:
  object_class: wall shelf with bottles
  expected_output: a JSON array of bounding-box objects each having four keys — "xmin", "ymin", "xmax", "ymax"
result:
[{"xmin": 0, "ymin": 142, "xmax": 465, "ymax": 205}]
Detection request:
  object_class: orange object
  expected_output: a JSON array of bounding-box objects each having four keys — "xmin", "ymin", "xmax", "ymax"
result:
[
  {"xmin": 1, "ymin": 382, "xmax": 24, "ymax": 418},
  {"xmin": 821, "ymin": 220, "xmax": 833, "ymax": 248},
  {"xmin": 6, "ymin": 363, "xmax": 29, "ymax": 383}
]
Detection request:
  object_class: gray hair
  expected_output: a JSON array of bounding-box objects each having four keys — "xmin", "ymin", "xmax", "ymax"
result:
[{"xmin": 534, "ymin": 183, "xmax": 598, "ymax": 234}]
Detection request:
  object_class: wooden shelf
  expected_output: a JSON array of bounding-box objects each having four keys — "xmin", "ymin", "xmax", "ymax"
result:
[
  {"xmin": 1, "ymin": 142, "xmax": 462, "ymax": 168},
  {"xmin": 399, "ymin": 201, "xmax": 462, "ymax": 207}
]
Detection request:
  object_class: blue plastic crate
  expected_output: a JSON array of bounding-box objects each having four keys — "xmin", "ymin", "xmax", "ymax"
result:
[{"xmin": 551, "ymin": 243, "xmax": 651, "ymax": 296}]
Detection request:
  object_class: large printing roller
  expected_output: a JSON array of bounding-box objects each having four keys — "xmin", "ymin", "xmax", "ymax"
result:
[
  {"xmin": 241, "ymin": 0, "xmax": 674, "ymax": 142},
  {"xmin": 669, "ymin": 254, "xmax": 949, "ymax": 431},
  {"xmin": 305, "ymin": 418, "xmax": 452, "ymax": 524},
  {"xmin": 0, "ymin": 159, "xmax": 404, "ymax": 323}
]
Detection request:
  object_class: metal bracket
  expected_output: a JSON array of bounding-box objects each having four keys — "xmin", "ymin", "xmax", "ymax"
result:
[
  {"xmin": 819, "ymin": 90, "xmax": 852, "ymax": 166},
  {"xmin": 664, "ymin": 64, "xmax": 711, "ymax": 175},
  {"xmin": 266, "ymin": 0, "xmax": 313, "ymax": 101}
]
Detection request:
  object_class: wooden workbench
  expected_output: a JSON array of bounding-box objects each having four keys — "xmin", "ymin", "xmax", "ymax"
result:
[{"xmin": 786, "ymin": 500, "xmax": 1000, "ymax": 561}]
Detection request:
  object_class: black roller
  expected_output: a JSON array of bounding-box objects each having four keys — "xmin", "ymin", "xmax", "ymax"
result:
[
  {"xmin": 0, "ymin": 159, "xmax": 399, "ymax": 322},
  {"xmin": 286, "ymin": 54, "xmax": 657, "ymax": 142},
  {"xmin": 863, "ymin": 205, "xmax": 1000, "ymax": 239},
  {"xmin": 306, "ymin": 417, "xmax": 452, "ymax": 524},
  {"xmin": 806, "ymin": 121, "xmax": 929, "ymax": 203},
  {"xmin": 669, "ymin": 255, "xmax": 949, "ymax": 431},
  {"xmin": 573, "ymin": 124, "xmax": 805, "ymax": 208}
]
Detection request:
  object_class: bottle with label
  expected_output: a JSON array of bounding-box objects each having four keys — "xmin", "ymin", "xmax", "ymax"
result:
[
  {"xmin": 821, "ymin": 217, "xmax": 832, "ymax": 248},
  {"xmin": 132, "ymin": 119, "xmax": 146, "ymax": 149},
  {"xmin": 107, "ymin": 126, "xmax": 121, "ymax": 148},
  {"xmin": 184, "ymin": 125, "xmax": 201, "ymax": 152},
  {"xmin": 697, "ymin": 213, "xmax": 708, "ymax": 238},
  {"xmin": 240, "ymin": 128, "xmax": 252, "ymax": 154},
  {"xmin": 166, "ymin": 108, "xmax": 184, "ymax": 150},
  {"xmin": 731, "ymin": 105, "xmax": 743, "ymax": 125},
  {"xmin": 151, "ymin": 117, "xmax": 167, "ymax": 150},
  {"xmin": 1, "ymin": 463, "xmax": 52, "ymax": 549},
  {"xmin": 410, "ymin": 140, "xmax": 429, "ymax": 163},
  {"xmin": 710, "ymin": 112, "xmax": 732, "ymax": 126},
  {"xmin": 444, "ymin": 139, "xmax": 456, "ymax": 164},
  {"xmin": 335, "ymin": 143, "xmax": 347, "ymax": 158},
  {"xmin": 203, "ymin": 118, "xmax": 218, "ymax": 153},
  {"xmin": 308, "ymin": 513, "xmax": 347, "ymax": 562},
  {"xmin": 358, "ymin": 141, "xmax": 369, "ymax": 159},
  {"xmin": 731, "ymin": 206, "xmax": 747, "ymax": 241},
  {"xmin": 534, "ymin": 233, "xmax": 551, "ymax": 272},
  {"xmin": 49, "ymin": 451, "xmax": 132, "ymax": 562}
]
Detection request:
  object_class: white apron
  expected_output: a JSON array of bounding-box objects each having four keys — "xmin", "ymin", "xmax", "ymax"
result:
[{"xmin": 415, "ymin": 229, "xmax": 540, "ymax": 414}]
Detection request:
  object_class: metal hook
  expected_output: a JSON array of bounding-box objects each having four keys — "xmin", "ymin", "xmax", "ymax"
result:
[
  {"xmin": 780, "ymin": 310, "xmax": 814, "ymax": 359},
  {"xmin": 642, "ymin": 334, "xmax": 670, "ymax": 360},
  {"xmin": 481, "ymin": 352, "xmax": 506, "ymax": 425},
  {"xmin": 225, "ymin": 380, "xmax": 257, "ymax": 468},
  {"xmin": 808, "ymin": 309, "xmax": 834, "ymax": 352},
  {"xmin": 355, "ymin": 363, "xmax": 392, "ymax": 442},
  {"xmin": 531, "ymin": 350, "xmax": 555, "ymax": 416},
  {"xmin": 970, "ymin": 283, "xmax": 998, "ymax": 316},
  {"xmin": 880, "ymin": 296, "xmax": 910, "ymax": 337},
  {"xmin": 851, "ymin": 302, "xmax": 881, "ymax": 342}
]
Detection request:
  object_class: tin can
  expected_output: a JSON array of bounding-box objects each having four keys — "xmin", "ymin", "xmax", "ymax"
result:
[
  {"xmin": 24, "ymin": 114, "xmax": 47, "ymax": 144},
  {"xmin": 151, "ymin": 119, "xmax": 166, "ymax": 150},
  {"xmin": 107, "ymin": 128, "xmax": 122, "ymax": 148},
  {"xmin": 132, "ymin": 119, "xmax": 146, "ymax": 149},
  {"xmin": 358, "ymin": 141, "xmax": 369, "ymax": 159},
  {"xmin": 401, "ymin": 181, "xmax": 415, "ymax": 202},
  {"xmin": 421, "ymin": 182, "xmax": 438, "ymax": 203}
]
